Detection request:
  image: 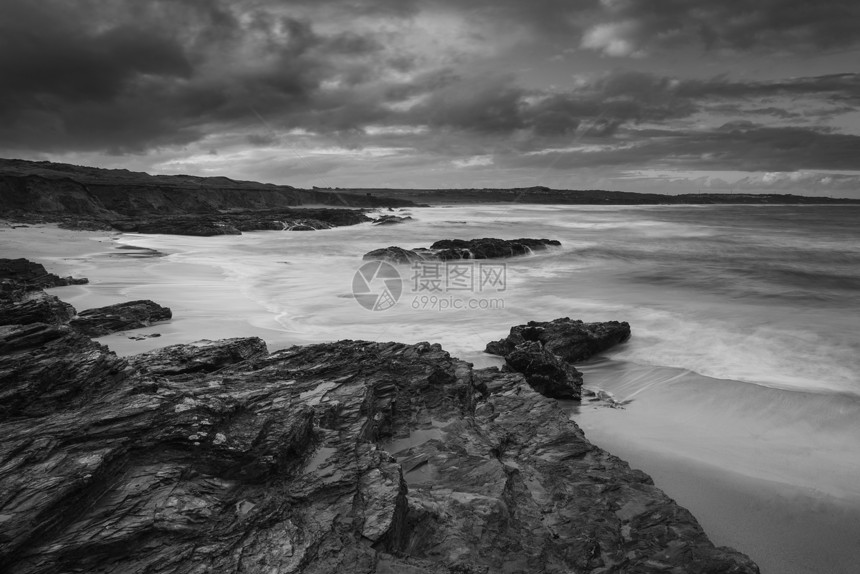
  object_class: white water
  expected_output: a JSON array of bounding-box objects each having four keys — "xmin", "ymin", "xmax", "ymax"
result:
[{"xmin": 51, "ymin": 204, "xmax": 860, "ymax": 573}]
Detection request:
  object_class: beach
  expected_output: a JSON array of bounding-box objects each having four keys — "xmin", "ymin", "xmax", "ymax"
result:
[{"xmin": 3, "ymin": 205, "xmax": 860, "ymax": 574}]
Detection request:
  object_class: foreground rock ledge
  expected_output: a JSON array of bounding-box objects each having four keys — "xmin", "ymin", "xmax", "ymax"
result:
[{"xmin": 0, "ymin": 330, "xmax": 758, "ymax": 573}]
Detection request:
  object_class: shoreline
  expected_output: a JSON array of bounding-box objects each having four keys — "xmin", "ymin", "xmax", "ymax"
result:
[{"xmin": 4, "ymin": 222, "xmax": 860, "ymax": 572}]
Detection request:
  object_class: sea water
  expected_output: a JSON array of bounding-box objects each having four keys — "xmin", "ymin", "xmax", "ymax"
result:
[{"xmin": 54, "ymin": 204, "xmax": 860, "ymax": 573}]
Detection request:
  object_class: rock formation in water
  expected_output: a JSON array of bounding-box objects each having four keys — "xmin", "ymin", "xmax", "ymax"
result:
[
  {"xmin": 109, "ymin": 208, "xmax": 371, "ymax": 236},
  {"xmin": 69, "ymin": 300, "xmax": 173, "ymax": 337},
  {"xmin": 364, "ymin": 237, "xmax": 561, "ymax": 263},
  {"xmin": 485, "ymin": 318, "xmax": 632, "ymax": 401},
  {"xmin": 0, "ymin": 260, "xmax": 758, "ymax": 573},
  {"xmin": 486, "ymin": 317, "xmax": 632, "ymax": 362},
  {"xmin": 372, "ymin": 214, "xmax": 413, "ymax": 225}
]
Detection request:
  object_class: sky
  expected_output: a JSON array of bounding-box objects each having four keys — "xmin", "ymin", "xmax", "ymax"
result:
[{"xmin": 2, "ymin": 0, "xmax": 860, "ymax": 196}]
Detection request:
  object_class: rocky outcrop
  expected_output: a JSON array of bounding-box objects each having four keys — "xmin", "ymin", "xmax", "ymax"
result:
[
  {"xmin": 0, "ymin": 291, "xmax": 76, "ymax": 326},
  {"xmin": 0, "ymin": 258, "xmax": 88, "ymax": 291},
  {"xmin": 363, "ymin": 245, "xmax": 428, "ymax": 265},
  {"xmin": 486, "ymin": 318, "xmax": 631, "ymax": 401},
  {"xmin": 110, "ymin": 208, "xmax": 369, "ymax": 236},
  {"xmin": 127, "ymin": 337, "xmax": 268, "ymax": 375},
  {"xmin": 0, "ymin": 323, "xmax": 130, "ymax": 420},
  {"xmin": 0, "ymin": 329, "xmax": 758, "ymax": 573},
  {"xmin": 0, "ymin": 260, "xmax": 757, "ymax": 573},
  {"xmin": 372, "ymin": 214, "xmax": 413, "ymax": 225},
  {"xmin": 503, "ymin": 339, "xmax": 584, "ymax": 399},
  {"xmin": 0, "ymin": 259, "xmax": 86, "ymax": 326},
  {"xmin": 69, "ymin": 300, "xmax": 172, "ymax": 337},
  {"xmin": 364, "ymin": 237, "xmax": 561, "ymax": 263},
  {"xmin": 0, "ymin": 158, "xmax": 415, "ymax": 223},
  {"xmin": 486, "ymin": 317, "xmax": 632, "ymax": 362}
]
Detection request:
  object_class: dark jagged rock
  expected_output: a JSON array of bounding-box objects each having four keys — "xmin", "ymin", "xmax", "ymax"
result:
[
  {"xmin": 503, "ymin": 339, "xmax": 584, "ymax": 399},
  {"xmin": 486, "ymin": 317, "xmax": 632, "ymax": 362},
  {"xmin": 0, "ymin": 258, "xmax": 88, "ymax": 291},
  {"xmin": 0, "ymin": 327, "xmax": 759, "ymax": 573},
  {"xmin": 0, "ymin": 291, "xmax": 76, "ymax": 326},
  {"xmin": 363, "ymin": 237, "xmax": 561, "ymax": 263},
  {"xmin": 128, "ymin": 337, "xmax": 268, "ymax": 376},
  {"xmin": 0, "ymin": 323, "xmax": 130, "ymax": 420},
  {"xmin": 69, "ymin": 300, "xmax": 172, "ymax": 337},
  {"xmin": 486, "ymin": 318, "xmax": 630, "ymax": 400}
]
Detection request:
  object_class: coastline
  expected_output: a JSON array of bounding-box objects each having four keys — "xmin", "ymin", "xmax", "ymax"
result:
[
  {"xmin": 0, "ymin": 224, "xmax": 762, "ymax": 573},
  {"xmin": 6, "ymin": 218, "xmax": 860, "ymax": 574},
  {"xmin": 4, "ymin": 221, "xmax": 859, "ymax": 572}
]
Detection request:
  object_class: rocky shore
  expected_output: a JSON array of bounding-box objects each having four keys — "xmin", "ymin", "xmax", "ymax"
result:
[
  {"xmin": 0, "ymin": 258, "xmax": 759, "ymax": 573},
  {"xmin": 364, "ymin": 238, "xmax": 562, "ymax": 264}
]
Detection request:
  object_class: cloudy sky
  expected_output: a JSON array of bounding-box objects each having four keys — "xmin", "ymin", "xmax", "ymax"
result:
[{"xmin": 2, "ymin": 0, "xmax": 860, "ymax": 195}]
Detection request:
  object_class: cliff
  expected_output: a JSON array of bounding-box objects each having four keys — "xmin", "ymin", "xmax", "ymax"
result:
[{"xmin": 0, "ymin": 158, "xmax": 414, "ymax": 222}]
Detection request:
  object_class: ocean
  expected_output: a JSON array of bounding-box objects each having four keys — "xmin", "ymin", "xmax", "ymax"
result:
[{"xmin": 53, "ymin": 204, "xmax": 860, "ymax": 573}]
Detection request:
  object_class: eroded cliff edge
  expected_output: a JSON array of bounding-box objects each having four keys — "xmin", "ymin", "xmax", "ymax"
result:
[{"xmin": 0, "ymin": 262, "xmax": 760, "ymax": 573}]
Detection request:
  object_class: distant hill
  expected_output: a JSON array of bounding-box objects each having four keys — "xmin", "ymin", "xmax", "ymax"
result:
[
  {"xmin": 2, "ymin": 159, "xmax": 857, "ymax": 225},
  {"xmin": 318, "ymin": 185, "xmax": 860, "ymax": 205},
  {"xmin": 0, "ymin": 158, "xmax": 413, "ymax": 219}
]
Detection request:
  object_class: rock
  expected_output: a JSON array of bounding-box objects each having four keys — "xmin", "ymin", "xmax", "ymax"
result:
[
  {"xmin": 363, "ymin": 246, "xmax": 427, "ymax": 264},
  {"xmin": 69, "ymin": 300, "xmax": 172, "ymax": 337},
  {"xmin": 0, "ymin": 329, "xmax": 759, "ymax": 573},
  {"xmin": 111, "ymin": 209, "xmax": 369, "ymax": 236},
  {"xmin": 486, "ymin": 318, "xmax": 630, "ymax": 401},
  {"xmin": 128, "ymin": 337, "xmax": 268, "ymax": 375},
  {"xmin": 364, "ymin": 238, "xmax": 561, "ymax": 263},
  {"xmin": 0, "ymin": 323, "xmax": 129, "ymax": 420},
  {"xmin": 0, "ymin": 291, "xmax": 76, "ymax": 326},
  {"xmin": 372, "ymin": 214, "xmax": 413, "ymax": 225},
  {"xmin": 0, "ymin": 258, "xmax": 88, "ymax": 290},
  {"xmin": 486, "ymin": 316, "xmax": 631, "ymax": 362},
  {"xmin": 430, "ymin": 237, "xmax": 561, "ymax": 259},
  {"xmin": 503, "ymin": 340, "xmax": 583, "ymax": 399},
  {"xmin": 112, "ymin": 216, "xmax": 243, "ymax": 236}
]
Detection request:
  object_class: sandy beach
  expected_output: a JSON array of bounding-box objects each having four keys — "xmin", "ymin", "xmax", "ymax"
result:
[{"xmin": 4, "ymin": 221, "xmax": 860, "ymax": 574}]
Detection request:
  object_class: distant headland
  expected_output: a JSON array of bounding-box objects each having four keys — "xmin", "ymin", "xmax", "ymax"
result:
[{"xmin": 2, "ymin": 158, "xmax": 857, "ymax": 230}]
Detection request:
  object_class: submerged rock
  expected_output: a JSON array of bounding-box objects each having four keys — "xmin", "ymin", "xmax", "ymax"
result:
[
  {"xmin": 69, "ymin": 299, "xmax": 172, "ymax": 337},
  {"xmin": 363, "ymin": 237, "xmax": 561, "ymax": 263},
  {"xmin": 372, "ymin": 214, "xmax": 413, "ymax": 225},
  {"xmin": 0, "ymin": 327, "xmax": 758, "ymax": 573},
  {"xmin": 362, "ymin": 245, "xmax": 427, "ymax": 264},
  {"xmin": 111, "ymin": 209, "xmax": 368, "ymax": 236}
]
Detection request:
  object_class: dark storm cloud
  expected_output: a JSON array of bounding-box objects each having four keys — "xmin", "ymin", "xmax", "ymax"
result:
[
  {"xmin": 0, "ymin": 0, "xmax": 389, "ymax": 152},
  {"xmin": 1, "ymin": 0, "xmax": 859, "ymax": 182},
  {"xmin": 582, "ymin": 0, "xmax": 860, "ymax": 55}
]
